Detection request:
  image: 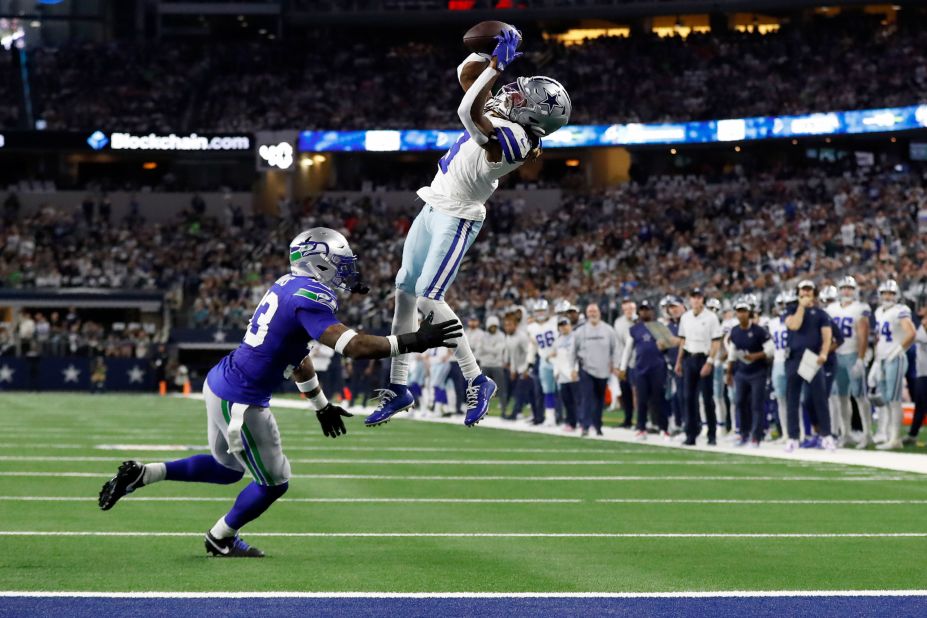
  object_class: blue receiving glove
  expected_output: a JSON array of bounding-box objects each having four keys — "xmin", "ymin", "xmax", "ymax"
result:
[{"xmin": 492, "ymin": 29, "xmax": 522, "ymax": 71}]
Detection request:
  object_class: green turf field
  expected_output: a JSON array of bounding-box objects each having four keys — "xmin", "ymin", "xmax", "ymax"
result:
[{"xmin": 1, "ymin": 392, "xmax": 926, "ymax": 593}]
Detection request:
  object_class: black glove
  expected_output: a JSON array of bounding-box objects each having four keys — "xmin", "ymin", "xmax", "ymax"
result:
[
  {"xmin": 397, "ymin": 311, "xmax": 463, "ymax": 354},
  {"xmin": 316, "ymin": 403, "xmax": 353, "ymax": 438}
]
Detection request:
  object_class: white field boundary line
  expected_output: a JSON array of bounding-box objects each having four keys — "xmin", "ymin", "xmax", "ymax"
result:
[
  {"xmin": 380, "ymin": 405, "xmax": 927, "ymax": 476},
  {"xmin": 184, "ymin": 393, "xmax": 927, "ymax": 476},
  {"xmin": 2, "ymin": 531, "xmax": 927, "ymax": 539},
  {"xmin": 0, "ymin": 455, "xmax": 779, "ymax": 466},
  {"xmin": 0, "ymin": 444, "xmax": 745, "ymax": 456},
  {"xmin": 0, "ymin": 471, "xmax": 916, "ymax": 481},
  {"xmin": 4, "ymin": 496, "xmax": 927, "ymax": 505},
  {"xmin": 2, "ymin": 590, "xmax": 927, "ymax": 598}
]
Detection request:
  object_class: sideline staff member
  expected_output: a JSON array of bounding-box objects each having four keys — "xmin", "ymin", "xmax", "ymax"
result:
[
  {"xmin": 674, "ymin": 288, "xmax": 722, "ymax": 445},
  {"xmin": 784, "ymin": 280, "xmax": 835, "ymax": 452}
]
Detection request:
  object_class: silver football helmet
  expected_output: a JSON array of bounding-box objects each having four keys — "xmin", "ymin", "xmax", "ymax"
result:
[
  {"xmin": 486, "ymin": 76, "xmax": 572, "ymax": 137},
  {"xmin": 706, "ymin": 298, "xmax": 722, "ymax": 314},
  {"xmin": 289, "ymin": 227, "xmax": 361, "ymax": 292},
  {"xmin": 533, "ymin": 298, "xmax": 550, "ymax": 320},
  {"xmin": 774, "ymin": 292, "xmax": 787, "ymax": 311},
  {"xmin": 878, "ymin": 279, "xmax": 900, "ymax": 307},
  {"xmin": 837, "ymin": 275, "xmax": 859, "ymax": 302},
  {"xmin": 820, "ymin": 285, "xmax": 838, "ymax": 305}
]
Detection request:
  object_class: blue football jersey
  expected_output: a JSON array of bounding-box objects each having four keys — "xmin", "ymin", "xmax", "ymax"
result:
[{"xmin": 207, "ymin": 275, "xmax": 341, "ymax": 407}]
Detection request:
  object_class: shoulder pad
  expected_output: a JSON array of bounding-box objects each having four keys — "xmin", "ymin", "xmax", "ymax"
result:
[
  {"xmin": 493, "ymin": 120, "xmax": 533, "ymax": 164},
  {"xmin": 293, "ymin": 285, "xmax": 338, "ymax": 313}
]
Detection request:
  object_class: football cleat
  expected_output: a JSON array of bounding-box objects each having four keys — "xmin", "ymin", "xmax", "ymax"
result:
[
  {"xmin": 464, "ymin": 375, "xmax": 497, "ymax": 427},
  {"xmin": 98, "ymin": 460, "xmax": 146, "ymax": 511},
  {"xmin": 365, "ymin": 386, "xmax": 414, "ymax": 427},
  {"xmin": 204, "ymin": 531, "xmax": 265, "ymax": 558},
  {"xmin": 799, "ymin": 435, "xmax": 821, "ymax": 449}
]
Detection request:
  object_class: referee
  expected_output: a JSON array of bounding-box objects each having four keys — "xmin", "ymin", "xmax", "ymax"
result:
[
  {"xmin": 674, "ymin": 288, "xmax": 723, "ymax": 445},
  {"xmin": 784, "ymin": 280, "xmax": 835, "ymax": 452}
]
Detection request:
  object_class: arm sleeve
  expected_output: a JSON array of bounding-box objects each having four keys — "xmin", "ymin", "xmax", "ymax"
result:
[
  {"xmin": 456, "ymin": 65, "xmax": 499, "ymax": 146},
  {"xmin": 295, "ymin": 307, "xmax": 341, "ymax": 341}
]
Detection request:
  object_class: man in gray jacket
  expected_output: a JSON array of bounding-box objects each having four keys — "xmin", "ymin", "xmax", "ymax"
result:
[
  {"xmin": 480, "ymin": 316, "xmax": 508, "ymax": 415},
  {"xmin": 572, "ymin": 304, "xmax": 621, "ymax": 436}
]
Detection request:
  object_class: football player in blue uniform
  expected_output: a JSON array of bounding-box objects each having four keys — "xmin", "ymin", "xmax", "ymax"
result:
[{"xmin": 98, "ymin": 228, "xmax": 461, "ymax": 557}]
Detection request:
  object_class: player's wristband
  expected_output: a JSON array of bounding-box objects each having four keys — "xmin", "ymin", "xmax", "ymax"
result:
[
  {"xmin": 309, "ymin": 390, "xmax": 329, "ymax": 411},
  {"xmin": 334, "ymin": 329, "xmax": 358, "ymax": 355},
  {"xmin": 387, "ymin": 335, "xmax": 400, "ymax": 357},
  {"xmin": 296, "ymin": 375, "xmax": 320, "ymax": 393}
]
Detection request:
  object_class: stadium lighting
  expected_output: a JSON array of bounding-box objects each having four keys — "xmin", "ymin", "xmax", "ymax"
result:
[
  {"xmin": 300, "ymin": 157, "xmax": 313, "ymax": 168},
  {"xmin": 565, "ymin": 159, "xmax": 580, "ymax": 167},
  {"xmin": 670, "ymin": 148, "xmax": 677, "ymax": 155}
]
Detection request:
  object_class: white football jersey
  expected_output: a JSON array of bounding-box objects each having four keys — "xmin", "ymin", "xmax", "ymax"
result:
[
  {"xmin": 768, "ymin": 314, "xmax": 790, "ymax": 363},
  {"xmin": 417, "ymin": 116, "xmax": 533, "ymax": 222},
  {"xmin": 527, "ymin": 317, "xmax": 559, "ymax": 365},
  {"xmin": 827, "ymin": 300, "xmax": 871, "ymax": 355},
  {"xmin": 874, "ymin": 303, "xmax": 913, "ymax": 359}
]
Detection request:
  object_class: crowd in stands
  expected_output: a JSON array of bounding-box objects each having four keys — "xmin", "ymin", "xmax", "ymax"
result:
[
  {"xmin": 2, "ymin": 164, "xmax": 926, "ymax": 340},
  {"xmin": 8, "ymin": 13, "xmax": 926, "ymax": 132},
  {"xmin": 0, "ymin": 309, "xmax": 158, "ymax": 359}
]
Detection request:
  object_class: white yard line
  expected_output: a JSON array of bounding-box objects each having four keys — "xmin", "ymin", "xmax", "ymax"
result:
[
  {"xmin": 1, "ymin": 496, "xmax": 925, "ymax": 505},
  {"xmin": 0, "ymin": 496, "xmax": 583, "ymax": 504},
  {"xmin": 2, "ymin": 590, "xmax": 927, "ymax": 598},
  {"xmin": 0, "ymin": 455, "xmax": 774, "ymax": 466},
  {"xmin": 0, "ymin": 471, "xmax": 914, "ymax": 481},
  {"xmin": 1, "ymin": 531, "xmax": 926, "ymax": 539}
]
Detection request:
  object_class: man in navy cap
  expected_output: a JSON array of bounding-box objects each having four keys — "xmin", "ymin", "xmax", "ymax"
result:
[
  {"xmin": 784, "ymin": 280, "xmax": 835, "ymax": 451},
  {"xmin": 620, "ymin": 300, "xmax": 678, "ymax": 440},
  {"xmin": 726, "ymin": 296, "xmax": 773, "ymax": 446}
]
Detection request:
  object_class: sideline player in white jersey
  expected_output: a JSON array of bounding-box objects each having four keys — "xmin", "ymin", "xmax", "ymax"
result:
[
  {"xmin": 870, "ymin": 279, "xmax": 916, "ymax": 449},
  {"xmin": 826, "ymin": 276, "xmax": 872, "ymax": 447},
  {"xmin": 708, "ymin": 298, "xmax": 734, "ymax": 436},
  {"xmin": 769, "ymin": 291, "xmax": 796, "ymax": 441},
  {"xmin": 526, "ymin": 299, "xmax": 560, "ymax": 425},
  {"xmin": 366, "ymin": 27, "xmax": 572, "ymax": 428}
]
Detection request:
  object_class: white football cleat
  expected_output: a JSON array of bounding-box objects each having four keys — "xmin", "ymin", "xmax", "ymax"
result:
[
  {"xmin": 821, "ymin": 436, "xmax": 837, "ymax": 451},
  {"xmin": 784, "ymin": 439, "xmax": 799, "ymax": 453}
]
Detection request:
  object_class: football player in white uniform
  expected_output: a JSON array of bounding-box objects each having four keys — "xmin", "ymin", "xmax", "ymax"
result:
[
  {"xmin": 769, "ymin": 291, "xmax": 796, "ymax": 441},
  {"xmin": 826, "ymin": 276, "xmax": 872, "ymax": 448},
  {"xmin": 366, "ymin": 28, "xmax": 572, "ymax": 428},
  {"xmin": 526, "ymin": 299, "xmax": 560, "ymax": 426},
  {"xmin": 870, "ymin": 279, "xmax": 916, "ymax": 449}
]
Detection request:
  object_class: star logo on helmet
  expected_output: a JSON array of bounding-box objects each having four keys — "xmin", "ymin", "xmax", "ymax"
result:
[{"xmin": 540, "ymin": 92, "xmax": 562, "ymax": 113}]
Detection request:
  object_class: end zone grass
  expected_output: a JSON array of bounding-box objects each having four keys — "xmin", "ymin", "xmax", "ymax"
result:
[{"xmin": 1, "ymin": 392, "xmax": 926, "ymax": 593}]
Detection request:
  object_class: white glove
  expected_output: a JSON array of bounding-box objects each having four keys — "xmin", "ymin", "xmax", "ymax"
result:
[
  {"xmin": 850, "ymin": 358, "xmax": 865, "ymax": 380},
  {"xmin": 867, "ymin": 361, "xmax": 882, "ymax": 390},
  {"xmin": 885, "ymin": 344, "xmax": 904, "ymax": 361}
]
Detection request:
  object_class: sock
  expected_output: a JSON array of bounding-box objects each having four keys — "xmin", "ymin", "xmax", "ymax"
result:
[
  {"xmin": 837, "ymin": 397, "xmax": 852, "ymax": 440},
  {"xmin": 210, "ymin": 516, "xmax": 237, "ymax": 540},
  {"xmin": 857, "ymin": 397, "xmax": 872, "ymax": 440},
  {"xmin": 776, "ymin": 396, "xmax": 789, "ymax": 440},
  {"xmin": 389, "ymin": 289, "xmax": 418, "ymax": 385},
  {"xmin": 890, "ymin": 401, "xmax": 903, "ymax": 444},
  {"xmin": 828, "ymin": 398, "xmax": 841, "ymax": 439},
  {"xmin": 142, "ymin": 462, "xmax": 167, "ymax": 485},
  {"xmin": 165, "ymin": 454, "xmax": 244, "ymax": 484},
  {"xmin": 418, "ymin": 297, "xmax": 480, "ymax": 380},
  {"xmin": 225, "ymin": 481, "xmax": 289, "ymax": 530},
  {"xmin": 544, "ymin": 393, "xmax": 557, "ymax": 409},
  {"xmin": 435, "ymin": 387, "xmax": 448, "ymax": 404}
]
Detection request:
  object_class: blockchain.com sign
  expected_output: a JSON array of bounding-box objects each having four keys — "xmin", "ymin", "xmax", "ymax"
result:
[{"xmin": 108, "ymin": 132, "xmax": 251, "ymax": 151}]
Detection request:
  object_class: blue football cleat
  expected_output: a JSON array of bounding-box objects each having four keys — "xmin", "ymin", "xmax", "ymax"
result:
[
  {"xmin": 365, "ymin": 386, "xmax": 414, "ymax": 427},
  {"xmin": 799, "ymin": 435, "xmax": 821, "ymax": 449},
  {"xmin": 464, "ymin": 375, "xmax": 496, "ymax": 427}
]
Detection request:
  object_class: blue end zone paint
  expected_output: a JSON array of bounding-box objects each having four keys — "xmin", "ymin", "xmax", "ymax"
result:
[{"xmin": 2, "ymin": 596, "xmax": 927, "ymax": 618}]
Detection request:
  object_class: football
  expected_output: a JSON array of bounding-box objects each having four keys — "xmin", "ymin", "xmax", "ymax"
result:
[{"xmin": 463, "ymin": 20, "xmax": 519, "ymax": 55}]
